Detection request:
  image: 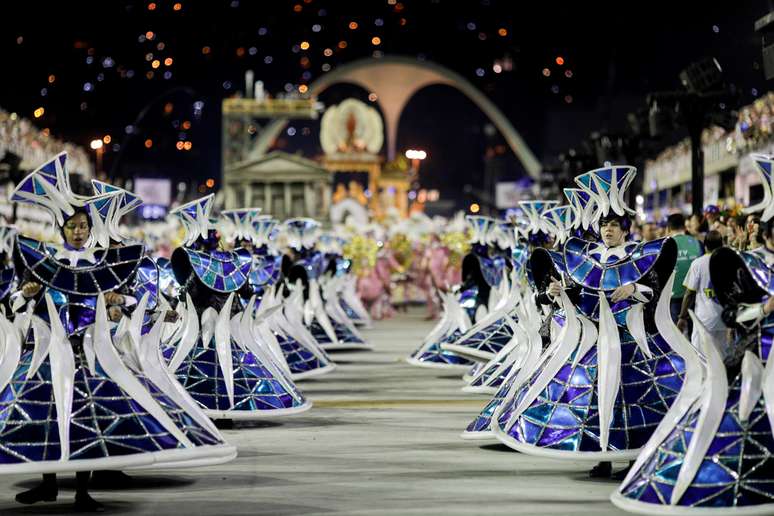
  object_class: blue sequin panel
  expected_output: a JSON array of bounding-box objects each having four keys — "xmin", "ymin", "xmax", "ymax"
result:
[
  {"xmin": 15, "ymin": 237, "xmax": 143, "ymax": 295},
  {"xmin": 184, "ymin": 247, "xmax": 252, "ymax": 293},
  {"xmin": 563, "ymin": 237, "xmax": 667, "ymax": 291}
]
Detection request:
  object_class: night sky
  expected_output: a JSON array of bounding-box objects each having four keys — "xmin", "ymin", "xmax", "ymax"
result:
[{"xmin": 2, "ymin": 0, "xmax": 770, "ymax": 210}]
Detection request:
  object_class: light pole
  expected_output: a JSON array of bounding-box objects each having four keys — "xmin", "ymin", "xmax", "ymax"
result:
[
  {"xmin": 90, "ymin": 139, "xmax": 104, "ymax": 177},
  {"xmin": 405, "ymin": 149, "xmax": 427, "ymax": 187}
]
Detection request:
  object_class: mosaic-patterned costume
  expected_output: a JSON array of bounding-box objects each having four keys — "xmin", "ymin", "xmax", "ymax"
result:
[
  {"xmin": 284, "ymin": 219, "xmax": 371, "ymax": 352},
  {"xmin": 165, "ymin": 198, "xmax": 310, "ymax": 419},
  {"xmin": 0, "ymin": 234, "xmax": 233, "ymax": 473},
  {"xmin": 408, "ymin": 216, "xmax": 506, "ymax": 368},
  {"xmin": 246, "ymin": 216, "xmax": 335, "ymax": 379},
  {"xmin": 494, "ymin": 167, "xmax": 685, "ymax": 460},
  {"xmin": 613, "ymin": 155, "xmax": 774, "ymax": 513}
]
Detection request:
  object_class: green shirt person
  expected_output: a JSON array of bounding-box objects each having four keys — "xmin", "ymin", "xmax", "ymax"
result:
[{"xmin": 665, "ymin": 213, "xmax": 703, "ymax": 320}]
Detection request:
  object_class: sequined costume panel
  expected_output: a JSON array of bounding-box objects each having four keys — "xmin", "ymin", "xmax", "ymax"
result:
[
  {"xmin": 166, "ymin": 340, "xmax": 306, "ymax": 413},
  {"xmin": 620, "ymin": 376, "xmax": 774, "ymax": 508},
  {"xmin": 497, "ymin": 332, "xmax": 684, "ymax": 452},
  {"xmin": 183, "ymin": 248, "xmax": 252, "ymax": 293},
  {"xmin": 0, "ymin": 351, "xmax": 185, "ymax": 466},
  {"xmin": 275, "ymin": 332, "xmax": 327, "ymax": 375}
]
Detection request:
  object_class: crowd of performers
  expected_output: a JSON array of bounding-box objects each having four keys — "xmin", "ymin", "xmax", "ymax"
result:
[
  {"xmin": 0, "ymin": 152, "xmax": 377, "ymax": 511},
  {"xmin": 410, "ymin": 155, "xmax": 774, "ymax": 514}
]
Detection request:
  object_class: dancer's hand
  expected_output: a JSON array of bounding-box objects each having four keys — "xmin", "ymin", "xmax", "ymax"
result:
[
  {"xmin": 546, "ymin": 279, "xmax": 562, "ymax": 299},
  {"xmin": 611, "ymin": 284, "xmax": 636, "ymax": 303},
  {"xmin": 108, "ymin": 306, "xmax": 123, "ymax": 322},
  {"xmin": 21, "ymin": 282, "xmax": 41, "ymax": 298},
  {"xmin": 104, "ymin": 292, "xmax": 125, "ymax": 305},
  {"xmin": 764, "ymin": 296, "xmax": 774, "ymax": 315}
]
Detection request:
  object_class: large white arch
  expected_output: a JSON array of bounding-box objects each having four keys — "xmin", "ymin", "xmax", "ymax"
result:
[{"xmin": 252, "ymin": 56, "xmax": 541, "ymax": 178}]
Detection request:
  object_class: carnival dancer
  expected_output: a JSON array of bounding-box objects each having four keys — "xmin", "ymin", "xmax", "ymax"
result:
[
  {"xmin": 228, "ymin": 211, "xmax": 336, "ymax": 379},
  {"xmin": 165, "ymin": 196, "xmax": 310, "ymax": 420},
  {"xmin": 2, "ymin": 154, "xmax": 234, "ymax": 511},
  {"xmin": 444, "ymin": 204, "xmax": 557, "ymax": 365},
  {"xmin": 461, "ymin": 202, "xmax": 569, "ymax": 439},
  {"xmin": 493, "ymin": 165, "xmax": 684, "ymax": 479},
  {"xmin": 612, "ymin": 154, "xmax": 774, "ymax": 513},
  {"xmin": 407, "ymin": 216, "xmax": 506, "ymax": 368},
  {"xmin": 283, "ymin": 218, "xmax": 371, "ymax": 351}
]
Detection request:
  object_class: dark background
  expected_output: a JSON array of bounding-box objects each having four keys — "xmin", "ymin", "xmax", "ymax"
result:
[{"xmin": 2, "ymin": 0, "xmax": 771, "ymax": 209}]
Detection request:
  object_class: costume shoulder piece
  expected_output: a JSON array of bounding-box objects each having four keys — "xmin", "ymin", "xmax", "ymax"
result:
[
  {"xmin": 134, "ymin": 255, "xmax": 160, "ymax": 310},
  {"xmin": 710, "ymin": 246, "xmax": 773, "ymax": 306},
  {"xmin": 180, "ymin": 247, "xmax": 252, "ymax": 293},
  {"xmin": 296, "ymin": 251, "xmax": 326, "ymax": 280},
  {"xmin": 250, "ymin": 253, "xmax": 282, "ymax": 288},
  {"xmin": 563, "ymin": 236, "xmax": 675, "ymax": 291},
  {"xmin": 14, "ymin": 236, "xmax": 143, "ymax": 295}
]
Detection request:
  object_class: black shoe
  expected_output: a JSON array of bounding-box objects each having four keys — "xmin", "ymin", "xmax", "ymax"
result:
[
  {"xmin": 215, "ymin": 419, "xmax": 234, "ymax": 430},
  {"xmin": 90, "ymin": 470, "xmax": 133, "ymax": 488},
  {"xmin": 589, "ymin": 461, "xmax": 612, "ymax": 478},
  {"xmin": 74, "ymin": 492, "xmax": 105, "ymax": 512},
  {"xmin": 15, "ymin": 483, "xmax": 58, "ymax": 505}
]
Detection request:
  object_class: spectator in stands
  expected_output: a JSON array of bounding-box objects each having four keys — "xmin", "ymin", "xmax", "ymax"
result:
[
  {"xmin": 640, "ymin": 216, "xmax": 660, "ymax": 242},
  {"xmin": 686, "ymin": 213, "xmax": 705, "ymax": 242},
  {"xmin": 677, "ymin": 230, "xmax": 725, "ymax": 346},
  {"xmin": 666, "ymin": 213, "xmax": 703, "ymax": 322},
  {"xmin": 753, "ymin": 219, "xmax": 774, "ymax": 267}
]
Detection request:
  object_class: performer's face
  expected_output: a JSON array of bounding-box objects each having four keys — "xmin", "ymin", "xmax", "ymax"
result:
[
  {"xmin": 600, "ymin": 219, "xmax": 626, "ymax": 247},
  {"xmin": 63, "ymin": 212, "xmax": 91, "ymax": 249}
]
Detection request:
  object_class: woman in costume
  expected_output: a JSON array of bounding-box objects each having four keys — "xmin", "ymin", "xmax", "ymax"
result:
[
  {"xmin": 612, "ymin": 154, "xmax": 774, "ymax": 513},
  {"xmin": 282, "ymin": 218, "xmax": 371, "ymax": 351},
  {"xmin": 461, "ymin": 202, "xmax": 569, "ymax": 439},
  {"xmin": 492, "ymin": 166, "xmax": 684, "ymax": 479},
  {"xmin": 2, "ymin": 154, "xmax": 234, "ymax": 511},
  {"xmin": 225, "ymin": 210, "xmax": 336, "ymax": 379},
  {"xmin": 165, "ymin": 196, "xmax": 311, "ymax": 420}
]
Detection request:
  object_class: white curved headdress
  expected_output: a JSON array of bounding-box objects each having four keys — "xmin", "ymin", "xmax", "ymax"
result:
[
  {"xmin": 318, "ymin": 232, "xmax": 347, "ymax": 254},
  {"xmin": 541, "ymin": 205, "xmax": 573, "ymax": 245},
  {"xmin": 563, "ymin": 188, "xmax": 596, "ymax": 230},
  {"xmin": 574, "ymin": 166, "xmax": 636, "ymax": 228},
  {"xmin": 222, "ymin": 208, "xmax": 261, "ymax": 242},
  {"xmin": 11, "ymin": 152, "xmax": 80, "ymax": 226},
  {"xmin": 519, "ymin": 200, "xmax": 559, "ymax": 235},
  {"xmin": 91, "ymin": 180, "xmax": 143, "ymax": 245},
  {"xmin": 495, "ymin": 220, "xmax": 517, "ymax": 249},
  {"xmin": 745, "ymin": 154, "xmax": 774, "ymax": 222},
  {"xmin": 251, "ymin": 215, "xmax": 279, "ymax": 248},
  {"xmin": 284, "ymin": 218, "xmax": 320, "ymax": 250},
  {"xmin": 465, "ymin": 215, "xmax": 498, "ymax": 245},
  {"xmin": 169, "ymin": 194, "xmax": 214, "ymax": 246}
]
